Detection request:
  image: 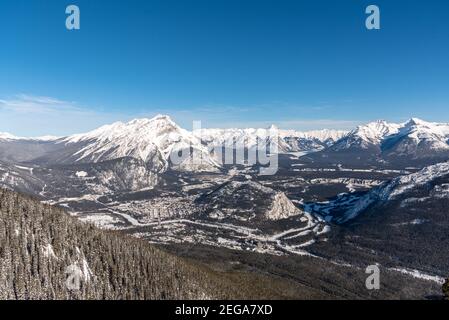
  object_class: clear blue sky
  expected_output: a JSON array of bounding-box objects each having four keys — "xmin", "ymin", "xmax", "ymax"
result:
[{"xmin": 1, "ymin": 0, "xmax": 448, "ymax": 136}]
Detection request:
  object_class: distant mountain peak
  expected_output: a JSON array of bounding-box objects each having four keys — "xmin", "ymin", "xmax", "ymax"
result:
[
  {"xmin": 373, "ymin": 119, "xmax": 388, "ymax": 124},
  {"xmin": 331, "ymin": 120, "xmax": 401, "ymax": 150},
  {"xmin": 0, "ymin": 132, "xmax": 59, "ymax": 141},
  {"xmin": 318, "ymin": 117, "xmax": 449, "ymax": 164},
  {"xmin": 120, "ymin": 114, "xmax": 176, "ymax": 127},
  {"xmin": 404, "ymin": 118, "xmax": 429, "ymax": 127},
  {"xmin": 0, "ymin": 132, "xmax": 18, "ymax": 140},
  {"xmin": 151, "ymin": 114, "xmax": 173, "ymax": 121},
  {"xmin": 127, "ymin": 114, "xmax": 175, "ymax": 126}
]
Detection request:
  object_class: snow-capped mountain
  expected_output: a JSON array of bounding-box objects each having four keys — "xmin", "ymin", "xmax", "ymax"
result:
[
  {"xmin": 2, "ymin": 116, "xmax": 449, "ymax": 170},
  {"xmin": 278, "ymin": 128, "xmax": 348, "ymax": 144},
  {"xmin": 61, "ymin": 115, "xmax": 220, "ymax": 172},
  {"xmin": 383, "ymin": 118, "xmax": 449, "ymax": 157},
  {"xmin": 331, "ymin": 120, "xmax": 401, "ymax": 151},
  {"xmin": 333, "ymin": 118, "xmax": 449, "ymax": 153},
  {"xmin": 279, "ymin": 128, "xmax": 348, "ymax": 151},
  {"xmin": 194, "ymin": 126, "xmax": 291, "ymax": 154},
  {"xmin": 195, "ymin": 127, "xmax": 347, "ymax": 153},
  {"xmin": 309, "ymin": 118, "xmax": 449, "ymax": 166}
]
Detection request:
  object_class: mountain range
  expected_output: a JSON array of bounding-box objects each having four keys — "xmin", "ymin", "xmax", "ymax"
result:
[
  {"xmin": 0, "ymin": 114, "xmax": 347, "ymax": 168},
  {"xmin": 2, "ymin": 115, "xmax": 449, "ymax": 170},
  {"xmin": 308, "ymin": 118, "xmax": 449, "ymax": 167}
]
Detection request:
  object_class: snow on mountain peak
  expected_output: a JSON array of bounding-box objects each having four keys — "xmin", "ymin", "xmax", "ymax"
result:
[
  {"xmin": 399, "ymin": 117, "xmax": 449, "ymax": 133},
  {"xmin": 62, "ymin": 115, "xmax": 219, "ymax": 171},
  {"xmin": 331, "ymin": 120, "xmax": 400, "ymax": 150},
  {"xmin": 405, "ymin": 118, "xmax": 428, "ymax": 127},
  {"xmin": 195, "ymin": 127, "xmax": 347, "ymax": 154},
  {"xmin": 149, "ymin": 114, "xmax": 172, "ymax": 121},
  {"xmin": 277, "ymin": 128, "xmax": 348, "ymax": 141},
  {"xmin": 383, "ymin": 118, "xmax": 449, "ymax": 153},
  {"xmin": 400, "ymin": 118, "xmax": 440, "ymax": 136},
  {"xmin": 354, "ymin": 120, "xmax": 400, "ymax": 141},
  {"xmin": 65, "ymin": 115, "xmax": 181, "ymax": 145},
  {"xmin": 127, "ymin": 114, "xmax": 178, "ymax": 130},
  {"xmin": 330, "ymin": 117, "xmax": 449, "ymax": 154},
  {"xmin": 301, "ymin": 129, "xmax": 348, "ymax": 141}
]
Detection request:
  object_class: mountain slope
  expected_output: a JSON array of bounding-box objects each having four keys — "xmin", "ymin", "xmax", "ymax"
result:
[{"xmin": 339, "ymin": 161, "xmax": 449, "ymax": 223}]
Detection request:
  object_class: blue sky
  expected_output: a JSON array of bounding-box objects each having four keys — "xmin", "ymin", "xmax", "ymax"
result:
[{"xmin": 0, "ymin": 0, "xmax": 448, "ymax": 136}]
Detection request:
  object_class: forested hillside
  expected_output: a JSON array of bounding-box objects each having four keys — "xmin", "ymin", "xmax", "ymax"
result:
[{"xmin": 0, "ymin": 188, "xmax": 243, "ymax": 299}]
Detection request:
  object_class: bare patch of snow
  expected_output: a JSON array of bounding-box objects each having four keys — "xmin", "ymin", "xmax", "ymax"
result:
[
  {"xmin": 389, "ymin": 267, "xmax": 445, "ymax": 284},
  {"xmin": 75, "ymin": 171, "xmax": 88, "ymax": 178}
]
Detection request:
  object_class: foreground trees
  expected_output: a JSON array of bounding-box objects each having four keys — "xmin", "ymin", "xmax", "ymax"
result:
[{"xmin": 0, "ymin": 189, "xmax": 241, "ymax": 299}]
